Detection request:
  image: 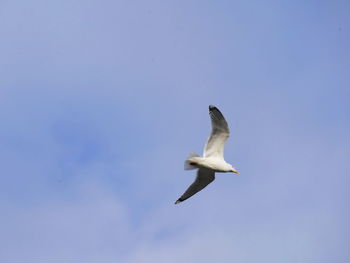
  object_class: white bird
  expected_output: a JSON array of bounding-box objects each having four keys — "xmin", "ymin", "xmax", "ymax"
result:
[{"xmin": 175, "ymin": 105, "xmax": 239, "ymax": 204}]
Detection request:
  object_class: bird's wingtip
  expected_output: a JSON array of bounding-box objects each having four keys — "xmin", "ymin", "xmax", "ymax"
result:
[{"xmin": 175, "ymin": 199, "xmax": 183, "ymax": 205}]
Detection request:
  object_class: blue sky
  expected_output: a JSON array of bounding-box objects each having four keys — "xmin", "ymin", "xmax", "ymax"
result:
[{"xmin": 1, "ymin": 1, "xmax": 349, "ymax": 262}]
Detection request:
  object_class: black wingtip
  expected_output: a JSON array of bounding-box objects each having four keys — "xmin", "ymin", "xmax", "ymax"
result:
[{"xmin": 175, "ymin": 198, "xmax": 184, "ymax": 204}]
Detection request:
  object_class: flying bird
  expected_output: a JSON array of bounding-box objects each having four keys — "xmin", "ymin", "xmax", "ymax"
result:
[{"xmin": 175, "ymin": 105, "xmax": 239, "ymax": 204}]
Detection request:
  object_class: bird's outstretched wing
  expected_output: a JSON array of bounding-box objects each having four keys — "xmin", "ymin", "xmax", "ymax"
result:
[
  {"xmin": 203, "ymin": 105, "xmax": 230, "ymax": 159},
  {"xmin": 175, "ymin": 168, "xmax": 215, "ymax": 204}
]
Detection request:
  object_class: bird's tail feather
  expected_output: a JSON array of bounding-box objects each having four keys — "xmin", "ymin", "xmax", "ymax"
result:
[{"xmin": 184, "ymin": 152, "xmax": 200, "ymax": 170}]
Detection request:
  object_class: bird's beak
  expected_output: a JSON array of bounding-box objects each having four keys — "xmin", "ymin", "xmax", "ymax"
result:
[{"xmin": 232, "ymin": 169, "xmax": 240, "ymax": 174}]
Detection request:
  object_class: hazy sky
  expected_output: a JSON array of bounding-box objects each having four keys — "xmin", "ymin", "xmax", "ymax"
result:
[{"xmin": 1, "ymin": 1, "xmax": 349, "ymax": 262}]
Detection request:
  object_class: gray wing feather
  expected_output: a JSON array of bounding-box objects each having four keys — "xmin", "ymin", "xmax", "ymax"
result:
[
  {"xmin": 175, "ymin": 168, "xmax": 215, "ymax": 204},
  {"xmin": 203, "ymin": 105, "xmax": 230, "ymax": 158}
]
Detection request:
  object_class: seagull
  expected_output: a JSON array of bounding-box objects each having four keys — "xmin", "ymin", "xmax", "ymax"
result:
[{"xmin": 175, "ymin": 105, "xmax": 239, "ymax": 204}]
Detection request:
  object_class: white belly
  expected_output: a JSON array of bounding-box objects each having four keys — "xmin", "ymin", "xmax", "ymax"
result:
[{"xmin": 191, "ymin": 157, "xmax": 229, "ymax": 172}]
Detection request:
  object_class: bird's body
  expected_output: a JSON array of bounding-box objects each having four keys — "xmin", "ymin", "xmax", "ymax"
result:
[
  {"xmin": 175, "ymin": 105, "xmax": 239, "ymax": 204},
  {"xmin": 187, "ymin": 156, "xmax": 232, "ymax": 172}
]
